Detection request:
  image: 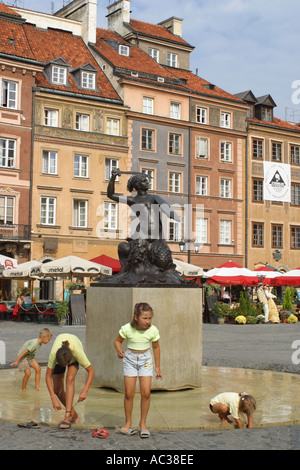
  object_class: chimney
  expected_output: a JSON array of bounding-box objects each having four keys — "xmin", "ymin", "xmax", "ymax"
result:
[
  {"xmin": 158, "ymin": 17, "xmax": 183, "ymax": 37},
  {"xmin": 107, "ymin": 0, "xmax": 131, "ymax": 35},
  {"xmin": 55, "ymin": 0, "xmax": 97, "ymax": 44}
]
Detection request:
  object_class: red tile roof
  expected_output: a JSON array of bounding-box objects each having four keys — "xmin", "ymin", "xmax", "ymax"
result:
[
  {"xmin": 0, "ymin": 2, "xmax": 21, "ymax": 17},
  {"xmin": 165, "ymin": 66, "xmax": 245, "ymax": 103},
  {"xmin": 94, "ymin": 28, "xmax": 184, "ymax": 83},
  {"xmin": 0, "ymin": 18, "xmax": 35, "ymax": 60},
  {"xmin": 248, "ymin": 116, "xmax": 300, "ymax": 132},
  {"xmin": 93, "ymin": 28, "xmax": 246, "ymax": 103},
  {"xmin": 0, "ymin": 10, "xmax": 121, "ymax": 101},
  {"xmin": 128, "ymin": 19, "xmax": 193, "ymax": 48}
]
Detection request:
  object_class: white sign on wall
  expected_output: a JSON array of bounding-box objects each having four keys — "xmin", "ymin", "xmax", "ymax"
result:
[{"xmin": 263, "ymin": 162, "xmax": 291, "ymax": 202}]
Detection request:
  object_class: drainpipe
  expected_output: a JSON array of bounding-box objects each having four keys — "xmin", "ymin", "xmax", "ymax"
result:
[
  {"xmin": 28, "ymin": 90, "xmax": 35, "ymax": 262},
  {"xmin": 245, "ymin": 122, "xmax": 249, "ymax": 268},
  {"xmin": 188, "ymin": 98, "xmax": 192, "ymax": 264}
]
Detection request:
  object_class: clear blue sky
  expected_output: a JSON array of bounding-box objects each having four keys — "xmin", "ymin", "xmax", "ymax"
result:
[{"xmin": 7, "ymin": 0, "xmax": 300, "ymax": 121}]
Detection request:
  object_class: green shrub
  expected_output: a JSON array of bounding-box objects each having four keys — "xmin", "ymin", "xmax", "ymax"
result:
[{"xmin": 282, "ymin": 287, "xmax": 294, "ymax": 312}]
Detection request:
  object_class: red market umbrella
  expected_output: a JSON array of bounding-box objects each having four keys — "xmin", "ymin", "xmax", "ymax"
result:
[
  {"xmin": 253, "ymin": 266, "xmax": 282, "ymax": 285},
  {"xmin": 272, "ymin": 267, "xmax": 300, "ymax": 286},
  {"xmin": 204, "ymin": 261, "xmax": 259, "ymax": 286},
  {"xmin": 90, "ymin": 254, "xmax": 121, "ymax": 273}
]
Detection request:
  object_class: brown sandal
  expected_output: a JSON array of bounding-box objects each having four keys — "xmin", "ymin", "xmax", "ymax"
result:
[{"xmin": 58, "ymin": 411, "xmax": 72, "ymax": 429}]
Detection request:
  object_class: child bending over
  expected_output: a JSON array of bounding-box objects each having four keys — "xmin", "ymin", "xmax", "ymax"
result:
[
  {"xmin": 210, "ymin": 392, "xmax": 256, "ymax": 428},
  {"xmin": 10, "ymin": 328, "xmax": 52, "ymax": 391}
]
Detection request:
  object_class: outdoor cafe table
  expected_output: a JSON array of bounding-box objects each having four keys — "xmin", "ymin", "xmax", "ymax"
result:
[
  {"xmin": 0, "ymin": 302, "xmax": 57, "ymax": 323},
  {"xmin": 19, "ymin": 302, "xmax": 57, "ymax": 323}
]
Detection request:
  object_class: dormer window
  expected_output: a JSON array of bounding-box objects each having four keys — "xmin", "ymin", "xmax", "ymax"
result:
[
  {"xmin": 82, "ymin": 71, "xmax": 96, "ymax": 89},
  {"xmin": 261, "ymin": 107, "xmax": 272, "ymax": 122},
  {"xmin": 71, "ymin": 63, "xmax": 98, "ymax": 91},
  {"xmin": 119, "ymin": 45, "xmax": 130, "ymax": 56},
  {"xmin": 52, "ymin": 65, "xmax": 67, "ymax": 85},
  {"xmin": 45, "ymin": 58, "xmax": 70, "ymax": 87}
]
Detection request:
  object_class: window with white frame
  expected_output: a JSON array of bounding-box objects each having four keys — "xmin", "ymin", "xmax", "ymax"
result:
[
  {"xmin": 272, "ymin": 142, "xmax": 282, "ymax": 161},
  {"xmin": 141, "ymin": 128, "xmax": 155, "ymax": 151},
  {"xmin": 141, "ymin": 168, "xmax": 154, "ymax": 190},
  {"xmin": 262, "ymin": 107, "xmax": 272, "ymax": 122},
  {"xmin": 169, "ymin": 172, "xmax": 181, "ymax": 193},
  {"xmin": 76, "ymin": 113, "xmax": 89, "ymax": 132},
  {"xmin": 196, "ymin": 217, "xmax": 207, "ymax": 244},
  {"xmin": 148, "ymin": 47, "xmax": 159, "ymax": 62},
  {"xmin": 196, "ymin": 137, "xmax": 209, "ymax": 158},
  {"xmin": 106, "ymin": 118, "xmax": 120, "ymax": 136},
  {"xmin": 74, "ymin": 154, "xmax": 88, "ymax": 178},
  {"xmin": 167, "ymin": 52, "xmax": 178, "ymax": 67},
  {"xmin": 104, "ymin": 201, "xmax": 117, "ymax": 229},
  {"xmin": 42, "ymin": 150, "xmax": 57, "ymax": 175},
  {"xmin": 105, "ymin": 158, "xmax": 119, "ymax": 180},
  {"xmin": 196, "ymin": 175, "xmax": 207, "ymax": 196},
  {"xmin": 82, "ymin": 71, "xmax": 96, "ymax": 89},
  {"xmin": 73, "ymin": 199, "xmax": 88, "ymax": 227},
  {"xmin": 291, "ymin": 145, "xmax": 300, "ymax": 164},
  {"xmin": 196, "ymin": 107, "xmax": 207, "ymax": 124},
  {"xmin": 169, "ymin": 133, "xmax": 181, "ymax": 155},
  {"xmin": 220, "ymin": 220, "xmax": 231, "ymax": 245},
  {"xmin": 169, "ymin": 219, "xmax": 182, "ymax": 241},
  {"xmin": 221, "ymin": 112, "xmax": 231, "ymax": 128},
  {"xmin": 253, "ymin": 139, "xmax": 263, "ymax": 159},
  {"xmin": 221, "ymin": 141, "xmax": 232, "ymax": 162},
  {"xmin": 291, "ymin": 184, "xmax": 300, "ymax": 206},
  {"xmin": 170, "ymin": 102, "xmax": 180, "ymax": 120},
  {"xmin": 1, "ymin": 79, "xmax": 17, "ymax": 109},
  {"xmin": 0, "ymin": 138, "xmax": 16, "ymax": 168},
  {"xmin": 143, "ymin": 97, "xmax": 154, "ymax": 114},
  {"xmin": 220, "ymin": 178, "xmax": 231, "ymax": 198},
  {"xmin": 52, "ymin": 66, "xmax": 67, "ymax": 85},
  {"xmin": 40, "ymin": 197, "xmax": 56, "ymax": 225},
  {"xmin": 0, "ymin": 195, "xmax": 14, "ymax": 224},
  {"xmin": 253, "ymin": 223, "xmax": 264, "ymax": 247},
  {"xmin": 44, "ymin": 109, "xmax": 58, "ymax": 127},
  {"xmin": 119, "ymin": 45, "xmax": 130, "ymax": 56},
  {"xmin": 291, "ymin": 226, "xmax": 300, "ymax": 249}
]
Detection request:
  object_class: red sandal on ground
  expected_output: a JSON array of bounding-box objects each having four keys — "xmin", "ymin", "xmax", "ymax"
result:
[{"xmin": 92, "ymin": 428, "xmax": 109, "ymax": 439}]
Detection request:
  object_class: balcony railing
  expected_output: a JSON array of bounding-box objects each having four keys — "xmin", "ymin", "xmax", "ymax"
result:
[{"xmin": 0, "ymin": 223, "xmax": 30, "ymax": 241}]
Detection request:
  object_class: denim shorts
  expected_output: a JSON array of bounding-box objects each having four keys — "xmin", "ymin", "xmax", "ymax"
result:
[{"xmin": 123, "ymin": 349, "xmax": 153, "ymax": 377}]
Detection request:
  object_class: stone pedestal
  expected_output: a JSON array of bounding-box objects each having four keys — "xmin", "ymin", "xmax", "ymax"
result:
[{"xmin": 86, "ymin": 286, "xmax": 202, "ymax": 391}]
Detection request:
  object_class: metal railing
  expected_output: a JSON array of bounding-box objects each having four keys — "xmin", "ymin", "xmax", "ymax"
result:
[{"xmin": 0, "ymin": 224, "xmax": 30, "ymax": 241}]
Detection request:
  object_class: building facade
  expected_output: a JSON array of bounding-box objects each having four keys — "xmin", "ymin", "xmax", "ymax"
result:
[
  {"xmin": 237, "ymin": 90, "xmax": 300, "ymax": 271},
  {"xmin": 0, "ymin": 4, "xmax": 43, "ymax": 284}
]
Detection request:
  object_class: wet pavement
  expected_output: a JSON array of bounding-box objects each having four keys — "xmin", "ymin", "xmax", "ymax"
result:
[{"xmin": 1, "ymin": 321, "xmax": 300, "ymax": 451}]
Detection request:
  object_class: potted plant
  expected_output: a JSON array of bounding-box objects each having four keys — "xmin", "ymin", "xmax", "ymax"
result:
[
  {"xmin": 246, "ymin": 315, "xmax": 258, "ymax": 324},
  {"xmin": 256, "ymin": 314, "xmax": 265, "ymax": 324},
  {"xmin": 282, "ymin": 287, "xmax": 294, "ymax": 312},
  {"xmin": 227, "ymin": 306, "xmax": 239, "ymax": 324},
  {"xmin": 287, "ymin": 314, "xmax": 298, "ymax": 324},
  {"xmin": 280, "ymin": 311, "xmax": 291, "ymax": 323},
  {"xmin": 235, "ymin": 315, "xmax": 246, "ymax": 324},
  {"xmin": 55, "ymin": 301, "xmax": 69, "ymax": 325},
  {"xmin": 209, "ymin": 301, "xmax": 231, "ymax": 324},
  {"xmin": 66, "ymin": 280, "xmax": 86, "ymax": 290}
]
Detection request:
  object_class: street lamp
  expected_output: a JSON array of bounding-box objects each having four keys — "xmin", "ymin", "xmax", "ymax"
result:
[{"xmin": 179, "ymin": 240, "xmax": 200, "ymax": 262}]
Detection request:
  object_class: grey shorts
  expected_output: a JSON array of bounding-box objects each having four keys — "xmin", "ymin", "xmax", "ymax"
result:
[
  {"xmin": 18, "ymin": 358, "xmax": 34, "ymax": 371},
  {"xmin": 123, "ymin": 348, "xmax": 153, "ymax": 377}
]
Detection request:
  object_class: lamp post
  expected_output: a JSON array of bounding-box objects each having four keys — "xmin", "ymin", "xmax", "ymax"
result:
[{"xmin": 179, "ymin": 240, "xmax": 200, "ymax": 263}]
